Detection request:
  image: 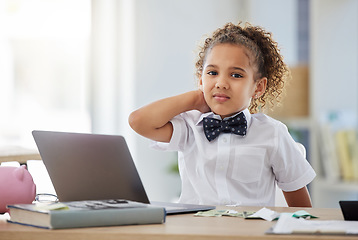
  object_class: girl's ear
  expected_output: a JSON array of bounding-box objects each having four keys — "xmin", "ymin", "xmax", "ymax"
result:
[
  {"xmin": 198, "ymin": 77, "xmax": 204, "ymax": 92},
  {"xmin": 253, "ymin": 77, "xmax": 267, "ymax": 98}
]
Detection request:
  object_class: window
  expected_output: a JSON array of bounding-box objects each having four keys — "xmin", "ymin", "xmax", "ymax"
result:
[{"xmin": 0, "ymin": 0, "xmax": 91, "ymax": 147}]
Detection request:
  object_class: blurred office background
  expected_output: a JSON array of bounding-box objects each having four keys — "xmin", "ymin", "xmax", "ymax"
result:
[{"xmin": 0, "ymin": 0, "xmax": 357, "ymax": 208}]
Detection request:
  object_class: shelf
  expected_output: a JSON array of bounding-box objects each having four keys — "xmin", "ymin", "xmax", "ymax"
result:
[
  {"xmin": 0, "ymin": 146, "xmax": 41, "ymax": 164},
  {"xmin": 314, "ymin": 178, "xmax": 358, "ymax": 192}
]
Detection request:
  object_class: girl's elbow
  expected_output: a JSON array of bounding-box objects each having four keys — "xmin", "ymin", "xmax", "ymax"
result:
[{"xmin": 128, "ymin": 110, "xmax": 142, "ymax": 132}]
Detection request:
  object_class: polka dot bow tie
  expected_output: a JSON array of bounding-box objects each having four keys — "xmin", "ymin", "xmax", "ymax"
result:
[{"xmin": 203, "ymin": 112, "xmax": 247, "ymax": 142}]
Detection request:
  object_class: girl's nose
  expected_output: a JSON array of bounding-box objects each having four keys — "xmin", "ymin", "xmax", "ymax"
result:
[{"xmin": 215, "ymin": 77, "xmax": 229, "ymax": 89}]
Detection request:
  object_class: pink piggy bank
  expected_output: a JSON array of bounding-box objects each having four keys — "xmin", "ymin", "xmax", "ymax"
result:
[{"xmin": 0, "ymin": 165, "xmax": 36, "ymax": 214}]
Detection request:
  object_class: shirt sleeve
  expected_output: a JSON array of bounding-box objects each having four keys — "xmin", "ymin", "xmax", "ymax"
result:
[
  {"xmin": 151, "ymin": 114, "xmax": 189, "ymax": 152},
  {"xmin": 271, "ymin": 122, "xmax": 316, "ymax": 192}
]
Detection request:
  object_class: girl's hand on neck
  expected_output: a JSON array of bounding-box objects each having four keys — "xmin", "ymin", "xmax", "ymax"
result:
[{"xmin": 194, "ymin": 90, "xmax": 211, "ymax": 113}]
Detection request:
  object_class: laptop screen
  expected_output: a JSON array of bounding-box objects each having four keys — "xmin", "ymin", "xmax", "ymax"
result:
[{"xmin": 32, "ymin": 130, "xmax": 150, "ymax": 203}]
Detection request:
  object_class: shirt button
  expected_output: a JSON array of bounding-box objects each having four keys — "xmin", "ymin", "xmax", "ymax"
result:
[{"xmin": 222, "ymin": 137, "xmax": 227, "ymax": 143}]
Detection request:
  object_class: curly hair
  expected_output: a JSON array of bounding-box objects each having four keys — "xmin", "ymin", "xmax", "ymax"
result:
[{"xmin": 195, "ymin": 22, "xmax": 289, "ymax": 113}]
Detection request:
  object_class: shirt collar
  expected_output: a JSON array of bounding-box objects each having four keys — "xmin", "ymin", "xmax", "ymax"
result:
[{"xmin": 196, "ymin": 108, "xmax": 252, "ymax": 128}]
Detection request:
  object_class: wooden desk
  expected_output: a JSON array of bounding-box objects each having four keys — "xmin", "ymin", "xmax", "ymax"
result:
[
  {"xmin": 0, "ymin": 206, "xmax": 353, "ymax": 240},
  {"xmin": 0, "ymin": 146, "xmax": 41, "ymax": 164}
]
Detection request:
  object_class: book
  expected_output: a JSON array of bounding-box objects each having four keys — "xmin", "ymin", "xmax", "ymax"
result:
[
  {"xmin": 345, "ymin": 130, "xmax": 358, "ymax": 181},
  {"xmin": 335, "ymin": 130, "xmax": 354, "ymax": 181},
  {"xmin": 318, "ymin": 124, "xmax": 341, "ymax": 181},
  {"xmin": 317, "ymin": 123, "xmax": 342, "ymax": 182},
  {"xmin": 7, "ymin": 199, "xmax": 166, "ymax": 229}
]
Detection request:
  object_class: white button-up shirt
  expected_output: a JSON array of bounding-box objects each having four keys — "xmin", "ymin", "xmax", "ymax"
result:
[{"xmin": 152, "ymin": 109, "xmax": 316, "ymax": 206}]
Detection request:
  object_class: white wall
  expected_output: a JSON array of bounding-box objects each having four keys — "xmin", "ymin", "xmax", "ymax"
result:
[
  {"xmin": 310, "ymin": 0, "xmax": 358, "ymax": 117},
  {"xmin": 246, "ymin": 0, "xmax": 298, "ymax": 66}
]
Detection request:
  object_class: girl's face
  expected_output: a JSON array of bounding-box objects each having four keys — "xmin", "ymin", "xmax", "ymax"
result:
[{"xmin": 199, "ymin": 43, "xmax": 267, "ymax": 118}]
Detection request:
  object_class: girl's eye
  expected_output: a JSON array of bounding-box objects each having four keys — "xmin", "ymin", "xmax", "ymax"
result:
[
  {"xmin": 207, "ymin": 71, "xmax": 218, "ymax": 76},
  {"xmin": 232, "ymin": 73, "xmax": 243, "ymax": 78}
]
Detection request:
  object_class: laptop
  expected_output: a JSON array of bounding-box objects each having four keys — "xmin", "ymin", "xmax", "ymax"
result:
[
  {"xmin": 32, "ymin": 130, "xmax": 215, "ymax": 214},
  {"xmin": 339, "ymin": 201, "xmax": 358, "ymax": 221}
]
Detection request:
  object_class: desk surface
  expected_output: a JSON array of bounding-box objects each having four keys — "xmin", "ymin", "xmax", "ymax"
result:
[
  {"xmin": 0, "ymin": 206, "xmax": 354, "ymax": 240},
  {"xmin": 0, "ymin": 146, "xmax": 41, "ymax": 164}
]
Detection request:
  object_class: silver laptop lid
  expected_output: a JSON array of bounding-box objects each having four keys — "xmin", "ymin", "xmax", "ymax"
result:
[{"xmin": 32, "ymin": 130, "xmax": 150, "ymax": 203}]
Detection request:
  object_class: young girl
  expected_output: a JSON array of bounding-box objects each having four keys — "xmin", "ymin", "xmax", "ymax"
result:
[{"xmin": 129, "ymin": 22, "xmax": 316, "ymax": 207}]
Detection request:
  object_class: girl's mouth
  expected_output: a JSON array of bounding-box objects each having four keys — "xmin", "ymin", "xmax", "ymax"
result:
[{"xmin": 213, "ymin": 93, "xmax": 230, "ymax": 103}]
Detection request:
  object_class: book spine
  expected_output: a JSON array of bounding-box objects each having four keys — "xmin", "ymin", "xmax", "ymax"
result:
[
  {"xmin": 50, "ymin": 207, "xmax": 166, "ymax": 229},
  {"xmin": 318, "ymin": 124, "xmax": 340, "ymax": 181},
  {"xmin": 345, "ymin": 130, "xmax": 358, "ymax": 181},
  {"xmin": 335, "ymin": 131, "xmax": 354, "ymax": 181}
]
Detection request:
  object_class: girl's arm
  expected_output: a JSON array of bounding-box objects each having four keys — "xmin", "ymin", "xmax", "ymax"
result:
[
  {"xmin": 129, "ymin": 90, "xmax": 210, "ymax": 143},
  {"xmin": 283, "ymin": 186, "xmax": 312, "ymax": 207}
]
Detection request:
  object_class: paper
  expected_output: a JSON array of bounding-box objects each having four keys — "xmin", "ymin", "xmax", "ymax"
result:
[
  {"xmin": 247, "ymin": 207, "xmax": 280, "ymax": 221},
  {"xmin": 269, "ymin": 213, "xmax": 358, "ymax": 235}
]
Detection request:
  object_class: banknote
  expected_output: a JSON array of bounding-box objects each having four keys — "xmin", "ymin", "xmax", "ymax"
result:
[{"xmin": 194, "ymin": 209, "xmax": 255, "ymax": 217}]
